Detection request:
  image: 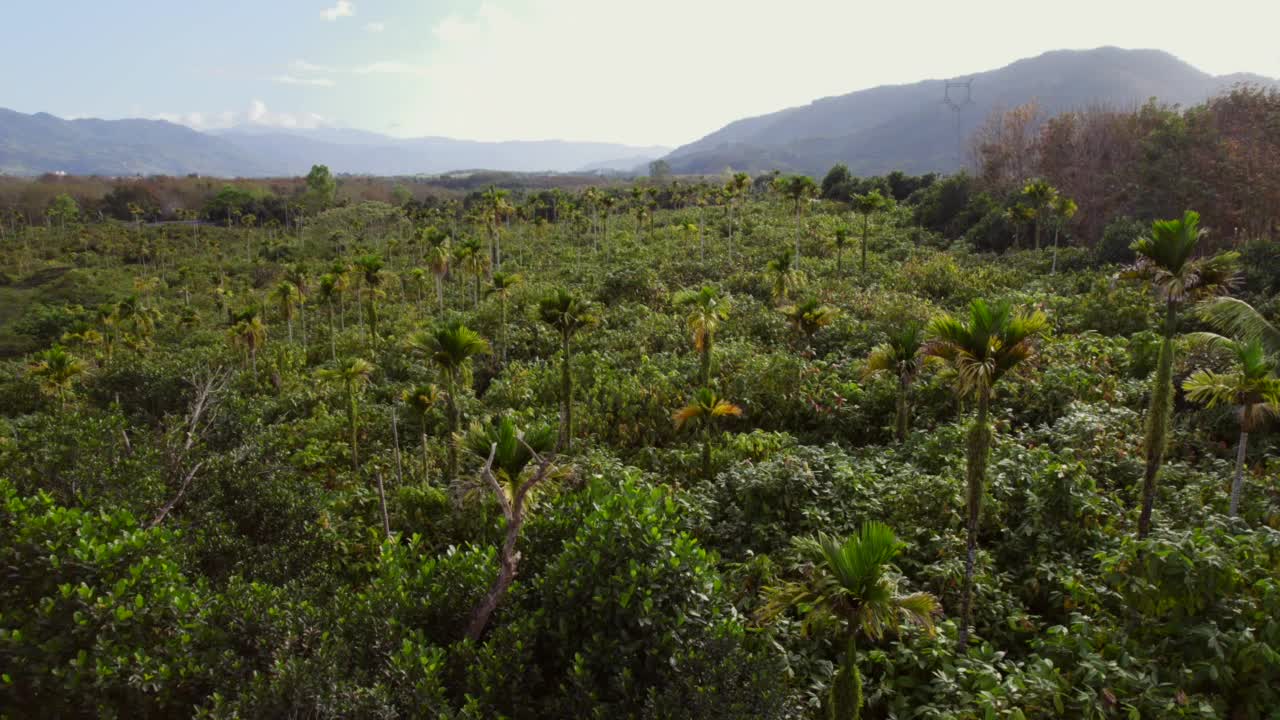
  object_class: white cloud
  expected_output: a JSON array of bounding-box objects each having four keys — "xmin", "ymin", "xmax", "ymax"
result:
[
  {"xmin": 272, "ymin": 74, "xmax": 336, "ymax": 87},
  {"xmin": 290, "ymin": 57, "xmax": 427, "ymax": 76},
  {"xmin": 365, "ymin": 21, "xmax": 385, "ymax": 33},
  {"xmin": 320, "ymin": 0, "xmax": 353, "ymax": 21},
  {"xmin": 151, "ymin": 101, "xmax": 326, "ymax": 131}
]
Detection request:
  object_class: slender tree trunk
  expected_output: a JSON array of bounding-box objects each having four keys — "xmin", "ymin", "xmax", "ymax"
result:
[
  {"xmin": 348, "ymin": 390, "xmax": 359, "ymax": 470},
  {"xmin": 862, "ymin": 215, "xmax": 870, "ymax": 273},
  {"xmin": 501, "ymin": 297, "xmax": 509, "ymax": 363},
  {"xmin": 560, "ymin": 329, "xmax": 573, "ymax": 451},
  {"xmin": 1230, "ymin": 427, "xmax": 1249, "ymax": 517},
  {"xmin": 421, "ymin": 424, "xmax": 431, "ymax": 484},
  {"xmin": 958, "ymin": 388, "xmax": 991, "ymax": 649},
  {"xmin": 446, "ymin": 382, "xmax": 459, "ymax": 481},
  {"xmin": 435, "ymin": 275, "xmax": 444, "ymax": 311},
  {"xmin": 392, "ymin": 405, "xmax": 404, "ymax": 487},
  {"xmin": 895, "ymin": 377, "xmax": 910, "ymax": 443},
  {"xmin": 1138, "ymin": 301, "xmax": 1178, "ymax": 539},
  {"xmin": 702, "ymin": 427, "xmax": 712, "ymax": 483},
  {"xmin": 829, "ymin": 633, "xmax": 864, "ymax": 720},
  {"xmin": 794, "ymin": 203, "xmax": 802, "ymax": 260},
  {"xmin": 700, "ymin": 334, "xmax": 712, "ymax": 388},
  {"xmin": 286, "ymin": 313, "xmax": 293, "ymax": 344},
  {"xmin": 466, "ymin": 505, "xmax": 525, "ymax": 641},
  {"xmin": 328, "ymin": 301, "xmax": 337, "ymax": 362},
  {"xmin": 375, "ymin": 471, "xmax": 391, "ymax": 539}
]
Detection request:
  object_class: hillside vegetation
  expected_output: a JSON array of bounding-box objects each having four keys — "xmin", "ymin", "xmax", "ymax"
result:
[{"xmin": 1, "ymin": 162, "xmax": 1278, "ymax": 719}]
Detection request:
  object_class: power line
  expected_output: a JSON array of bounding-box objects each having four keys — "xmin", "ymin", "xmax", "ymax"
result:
[{"xmin": 942, "ymin": 78, "xmax": 974, "ymax": 170}]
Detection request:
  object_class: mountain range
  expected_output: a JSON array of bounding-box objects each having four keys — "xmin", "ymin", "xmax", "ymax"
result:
[
  {"xmin": 0, "ymin": 111, "xmax": 669, "ymax": 177},
  {"xmin": 662, "ymin": 47, "xmax": 1277, "ymax": 176},
  {"xmin": 2, "ymin": 47, "xmax": 1275, "ymax": 179}
]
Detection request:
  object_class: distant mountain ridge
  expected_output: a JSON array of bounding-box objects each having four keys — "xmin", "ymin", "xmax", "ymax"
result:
[
  {"xmin": 0, "ymin": 111, "xmax": 670, "ymax": 177},
  {"xmin": 663, "ymin": 47, "xmax": 1279, "ymax": 176}
]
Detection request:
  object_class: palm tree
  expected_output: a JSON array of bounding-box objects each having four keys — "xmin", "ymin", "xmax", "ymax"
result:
[
  {"xmin": 758, "ymin": 523, "xmax": 938, "ymax": 720},
  {"xmin": 1126, "ymin": 211, "xmax": 1239, "ymax": 538},
  {"xmin": 832, "ymin": 223, "xmax": 852, "ymax": 277},
  {"xmin": 1019, "ymin": 179, "xmax": 1058, "ymax": 251},
  {"xmin": 925, "ymin": 298, "xmax": 1046, "ymax": 648},
  {"xmin": 488, "ymin": 271, "xmax": 523, "ymax": 363},
  {"xmin": 1049, "ymin": 195, "xmax": 1077, "ymax": 274},
  {"xmin": 462, "ymin": 415, "xmax": 557, "ymax": 501},
  {"xmin": 765, "ymin": 249, "xmax": 805, "ymax": 305},
  {"xmin": 455, "ymin": 237, "xmax": 488, "ymax": 307},
  {"xmin": 27, "ymin": 345, "xmax": 87, "ymax": 409},
  {"xmin": 354, "ymin": 254, "xmax": 385, "ymax": 343},
  {"xmin": 851, "ymin": 190, "xmax": 889, "ymax": 273},
  {"xmin": 407, "ymin": 322, "xmax": 490, "ymax": 481},
  {"xmin": 480, "ymin": 185, "xmax": 513, "ymax": 270},
  {"xmin": 228, "ymin": 307, "xmax": 267, "ymax": 373},
  {"xmin": 403, "ymin": 383, "xmax": 444, "ymax": 482},
  {"xmin": 725, "ymin": 171, "xmax": 752, "ymax": 259},
  {"xmin": 673, "ymin": 387, "xmax": 743, "ymax": 483},
  {"xmin": 427, "ymin": 239, "xmax": 452, "ymax": 311},
  {"xmin": 318, "ymin": 357, "xmax": 375, "ymax": 470},
  {"xmin": 317, "ymin": 273, "xmax": 341, "ymax": 362},
  {"xmin": 407, "ymin": 268, "xmax": 428, "ymax": 312},
  {"xmin": 863, "ymin": 322, "xmax": 932, "ymax": 443},
  {"xmin": 773, "ymin": 175, "xmax": 818, "ymax": 259},
  {"xmin": 781, "ymin": 298, "xmax": 838, "ymax": 351},
  {"xmin": 271, "ymin": 280, "xmax": 301, "ymax": 344},
  {"xmin": 1198, "ymin": 297, "xmax": 1280, "ymax": 354},
  {"xmin": 1183, "ymin": 335, "xmax": 1280, "ymax": 517},
  {"xmin": 539, "ymin": 288, "xmax": 598, "ymax": 451},
  {"xmin": 285, "ymin": 265, "xmax": 310, "ymax": 346},
  {"xmin": 673, "ymin": 285, "xmax": 731, "ymax": 387},
  {"xmin": 114, "ymin": 294, "xmax": 160, "ymax": 349}
]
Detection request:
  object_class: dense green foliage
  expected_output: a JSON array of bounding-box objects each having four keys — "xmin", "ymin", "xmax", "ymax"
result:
[{"xmin": 2, "ymin": 168, "xmax": 1279, "ymax": 719}]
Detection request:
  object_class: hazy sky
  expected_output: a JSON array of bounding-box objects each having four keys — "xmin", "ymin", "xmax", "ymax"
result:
[{"xmin": 4, "ymin": 0, "xmax": 1279, "ymax": 147}]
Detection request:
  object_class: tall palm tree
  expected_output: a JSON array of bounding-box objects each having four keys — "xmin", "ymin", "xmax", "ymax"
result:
[
  {"xmin": 758, "ymin": 522, "xmax": 938, "ymax": 720},
  {"xmin": 285, "ymin": 265, "xmax": 310, "ymax": 346},
  {"xmin": 318, "ymin": 357, "xmax": 375, "ymax": 470},
  {"xmin": 488, "ymin": 271, "xmax": 523, "ymax": 363},
  {"xmin": 403, "ymin": 383, "xmax": 444, "ymax": 483},
  {"xmin": 863, "ymin": 322, "xmax": 932, "ymax": 443},
  {"xmin": 832, "ymin": 223, "xmax": 852, "ymax": 277},
  {"xmin": 27, "ymin": 345, "xmax": 87, "ymax": 410},
  {"xmin": 317, "ymin": 273, "xmax": 341, "ymax": 362},
  {"xmin": 765, "ymin": 249, "xmax": 805, "ymax": 305},
  {"xmin": 673, "ymin": 285, "xmax": 731, "ymax": 387},
  {"xmin": 851, "ymin": 190, "xmax": 889, "ymax": 273},
  {"xmin": 773, "ymin": 175, "xmax": 818, "ymax": 259},
  {"xmin": 480, "ymin": 185, "xmax": 513, "ymax": 270},
  {"xmin": 1126, "ymin": 211, "xmax": 1238, "ymax": 538},
  {"xmin": 354, "ymin": 254, "xmax": 385, "ymax": 343},
  {"xmin": 462, "ymin": 414, "xmax": 557, "ymax": 501},
  {"xmin": 781, "ymin": 298, "xmax": 838, "ymax": 351},
  {"xmin": 455, "ymin": 237, "xmax": 488, "ymax": 307},
  {"xmin": 1019, "ymin": 179, "xmax": 1058, "ymax": 251},
  {"xmin": 406, "ymin": 322, "xmax": 490, "ymax": 481},
  {"xmin": 725, "ymin": 171, "xmax": 752, "ymax": 259},
  {"xmin": 673, "ymin": 387, "xmax": 743, "ymax": 483},
  {"xmin": 1183, "ymin": 335, "xmax": 1280, "ymax": 517},
  {"xmin": 271, "ymin": 280, "xmax": 301, "ymax": 344},
  {"xmin": 427, "ymin": 239, "xmax": 452, "ymax": 311},
  {"xmin": 538, "ymin": 288, "xmax": 598, "ymax": 451},
  {"xmin": 1049, "ymin": 195, "xmax": 1077, "ymax": 274},
  {"xmin": 407, "ymin": 267, "xmax": 428, "ymax": 312},
  {"xmin": 925, "ymin": 298, "xmax": 1046, "ymax": 648},
  {"xmin": 228, "ymin": 307, "xmax": 267, "ymax": 373}
]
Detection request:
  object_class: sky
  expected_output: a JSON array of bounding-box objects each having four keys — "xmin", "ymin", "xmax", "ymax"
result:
[{"xmin": 3, "ymin": 0, "xmax": 1279, "ymax": 148}]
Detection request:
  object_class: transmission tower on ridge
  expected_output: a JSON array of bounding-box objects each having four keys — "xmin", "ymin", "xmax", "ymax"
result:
[{"xmin": 942, "ymin": 78, "xmax": 974, "ymax": 170}]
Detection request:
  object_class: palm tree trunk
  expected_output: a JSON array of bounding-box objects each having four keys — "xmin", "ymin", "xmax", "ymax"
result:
[
  {"xmin": 435, "ymin": 275, "xmax": 444, "ymax": 311},
  {"xmin": 702, "ymin": 427, "xmax": 712, "ymax": 483},
  {"xmin": 1138, "ymin": 301, "xmax": 1178, "ymax": 539},
  {"xmin": 829, "ymin": 633, "xmax": 864, "ymax": 720},
  {"xmin": 560, "ymin": 329, "xmax": 573, "ymax": 451},
  {"xmin": 446, "ymin": 380, "xmax": 459, "ymax": 481},
  {"xmin": 700, "ymin": 335, "xmax": 712, "ymax": 388},
  {"xmin": 861, "ymin": 215, "xmax": 870, "ymax": 273},
  {"xmin": 501, "ymin": 297, "xmax": 508, "ymax": 363},
  {"xmin": 421, "ymin": 424, "xmax": 431, "ymax": 484},
  {"xmin": 794, "ymin": 203, "xmax": 802, "ymax": 260},
  {"xmin": 328, "ymin": 301, "xmax": 337, "ymax": 363},
  {"xmin": 1230, "ymin": 428, "xmax": 1249, "ymax": 517},
  {"xmin": 391, "ymin": 405, "xmax": 404, "ymax": 487},
  {"xmin": 895, "ymin": 377, "xmax": 910, "ymax": 443},
  {"xmin": 958, "ymin": 388, "xmax": 991, "ymax": 649},
  {"xmin": 375, "ymin": 471, "xmax": 391, "ymax": 539},
  {"xmin": 348, "ymin": 389, "xmax": 359, "ymax": 470}
]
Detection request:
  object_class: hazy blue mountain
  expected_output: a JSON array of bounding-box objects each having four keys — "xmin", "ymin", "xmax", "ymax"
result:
[
  {"xmin": 664, "ymin": 47, "xmax": 1278, "ymax": 177},
  {"xmin": 0, "ymin": 108, "xmax": 271, "ymax": 176},
  {"xmin": 0, "ymin": 110, "xmax": 671, "ymax": 177}
]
